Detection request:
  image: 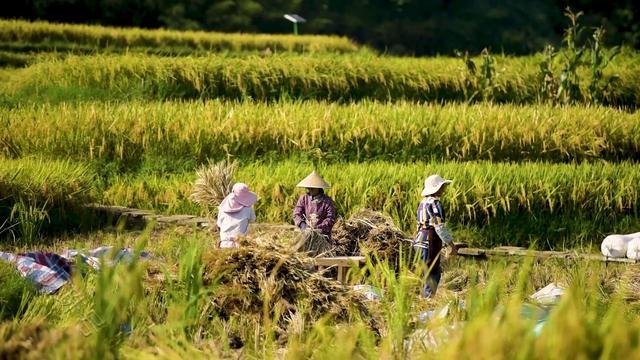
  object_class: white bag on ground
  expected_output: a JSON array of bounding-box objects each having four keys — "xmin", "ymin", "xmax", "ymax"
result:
[
  {"xmin": 530, "ymin": 283, "xmax": 565, "ymax": 305},
  {"xmin": 626, "ymin": 238, "xmax": 640, "ymax": 260},
  {"xmin": 601, "ymin": 235, "xmax": 634, "ymax": 258}
]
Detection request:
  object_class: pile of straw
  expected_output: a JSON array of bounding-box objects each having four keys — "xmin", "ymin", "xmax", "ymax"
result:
[
  {"xmin": 202, "ymin": 242, "xmax": 368, "ymax": 328},
  {"xmin": 333, "ymin": 209, "xmax": 410, "ymax": 264}
]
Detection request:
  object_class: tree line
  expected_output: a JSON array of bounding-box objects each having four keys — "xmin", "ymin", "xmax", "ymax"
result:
[{"xmin": 4, "ymin": 0, "xmax": 639, "ymax": 55}]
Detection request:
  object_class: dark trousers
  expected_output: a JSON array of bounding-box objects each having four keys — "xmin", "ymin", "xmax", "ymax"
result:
[{"xmin": 420, "ymin": 227, "xmax": 443, "ymax": 298}]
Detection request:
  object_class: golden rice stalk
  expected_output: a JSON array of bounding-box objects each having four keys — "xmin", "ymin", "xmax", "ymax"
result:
[
  {"xmin": 616, "ymin": 269, "xmax": 640, "ymax": 303},
  {"xmin": 189, "ymin": 160, "xmax": 237, "ymax": 214},
  {"xmin": 292, "ymin": 230, "xmax": 335, "ymax": 257}
]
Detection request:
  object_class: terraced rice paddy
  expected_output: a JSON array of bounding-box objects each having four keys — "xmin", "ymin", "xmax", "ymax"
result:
[{"xmin": 1, "ymin": 19, "xmax": 639, "ymax": 359}]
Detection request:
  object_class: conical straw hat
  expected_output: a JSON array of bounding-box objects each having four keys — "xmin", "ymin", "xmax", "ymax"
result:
[{"xmin": 297, "ymin": 171, "xmax": 331, "ymax": 189}]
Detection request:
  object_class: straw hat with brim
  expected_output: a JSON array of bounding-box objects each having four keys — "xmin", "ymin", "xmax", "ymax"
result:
[
  {"xmin": 421, "ymin": 174, "xmax": 453, "ymax": 196},
  {"xmin": 297, "ymin": 171, "xmax": 331, "ymax": 189},
  {"xmin": 219, "ymin": 183, "xmax": 258, "ymax": 213}
]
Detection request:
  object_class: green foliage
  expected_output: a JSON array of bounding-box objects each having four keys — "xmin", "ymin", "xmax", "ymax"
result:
[
  {"xmin": 10, "ymin": 199, "xmax": 49, "ymax": 246},
  {"xmin": 588, "ymin": 27, "xmax": 622, "ymax": 104},
  {"xmin": 8, "ymin": 0, "xmax": 640, "ymax": 55},
  {"xmin": 0, "ymin": 157, "xmax": 97, "ymax": 238},
  {"xmin": 457, "ymin": 48, "xmax": 497, "ymax": 102},
  {"xmin": 0, "ymin": 261, "xmax": 37, "ymax": 321},
  {"xmin": 537, "ymin": 8, "xmax": 626, "ymax": 106},
  {"xmin": 92, "ymin": 238, "xmax": 147, "ymax": 359}
]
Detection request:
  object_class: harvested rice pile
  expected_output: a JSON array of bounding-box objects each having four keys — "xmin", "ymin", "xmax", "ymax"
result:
[
  {"xmin": 333, "ymin": 209, "xmax": 410, "ymax": 264},
  {"xmin": 202, "ymin": 242, "xmax": 369, "ymax": 327}
]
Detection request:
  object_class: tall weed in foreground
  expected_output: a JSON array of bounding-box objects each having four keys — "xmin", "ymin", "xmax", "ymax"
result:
[
  {"xmin": 169, "ymin": 237, "xmax": 210, "ymax": 339},
  {"xmin": 92, "ymin": 236, "xmax": 148, "ymax": 359},
  {"xmin": 0, "ymin": 261, "xmax": 37, "ymax": 321}
]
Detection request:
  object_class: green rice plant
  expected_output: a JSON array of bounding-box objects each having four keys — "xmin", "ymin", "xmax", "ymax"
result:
[
  {"xmin": 5, "ymin": 51, "xmax": 638, "ymax": 107},
  {"xmin": 0, "ymin": 19, "xmax": 360, "ymax": 54},
  {"xmin": 9, "ymin": 199, "xmax": 50, "ymax": 246},
  {"xmin": 4, "ymin": 227, "xmax": 640, "ymax": 358},
  {"xmin": 0, "ymin": 261, "xmax": 37, "ymax": 321},
  {"xmin": 0, "ymin": 157, "xmax": 96, "ymax": 209},
  {"xmin": 3, "ymin": 101, "xmax": 639, "ymax": 164},
  {"xmin": 0, "ymin": 157, "xmax": 97, "ymax": 237},
  {"xmin": 172, "ymin": 237, "xmax": 210, "ymax": 338},
  {"xmin": 0, "ymin": 51, "xmax": 33, "ymax": 68},
  {"xmin": 92, "ymin": 237, "xmax": 147, "ymax": 359}
]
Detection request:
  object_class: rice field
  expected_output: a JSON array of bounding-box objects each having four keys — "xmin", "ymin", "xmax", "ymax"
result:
[
  {"xmin": 4, "ymin": 51, "xmax": 639, "ymax": 106},
  {"xmin": 0, "ymin": 19, "xmax": 360, "ymax": 54},
  {"xmin": 2, "ymin": 101, "xmax": 639, "ymax": 163},
  {"xmin": 1, "ymin": 19, "xmax": 640, "ymax": 358}
]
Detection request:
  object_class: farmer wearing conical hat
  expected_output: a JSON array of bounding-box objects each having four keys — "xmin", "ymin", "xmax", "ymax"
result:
[
  {"xmin": 217, "ymin": 183, "xmax": 257, "ymax": 248},
  {"xmin": 415, "ymin": 174, "xmax": 458, "ymax": 298},
  {"xmin": 293, "ymin": 171, "xmax": 337, "ymax": 239}
]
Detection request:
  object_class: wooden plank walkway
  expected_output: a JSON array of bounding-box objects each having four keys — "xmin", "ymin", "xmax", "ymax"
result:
[{"xmin": 457, "ymin": 245, "xmax": 640, "ymax": 264}]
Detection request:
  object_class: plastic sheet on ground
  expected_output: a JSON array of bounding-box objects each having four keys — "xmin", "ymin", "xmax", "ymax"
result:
[
  {"xmin": 352, "ymin": 285, "xmax": 383, "ymax": 301},
  {"xmin": 0, "ymin": 252, "xmax": 70, "ymax": 294},
  {"xmin": 61, "ymin": 246, "xmax": 152, "ymax": 271},
  {"xmin": 529, "ymin": 282, "xmax": 565, "ymax": 305},
  {"xmin": 0, "ymin": 246, "xmax": 151, "ymax": 294}
]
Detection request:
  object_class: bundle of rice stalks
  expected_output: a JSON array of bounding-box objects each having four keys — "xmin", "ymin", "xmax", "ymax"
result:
[
  {"xmin": 292, "ymin": 230, "xmax": 334, "ymax": 257},
  {"xmin": 333, "ymin": 209, "xmax": 410, "ymax": 265},
  {"xmin": 189, "ymin": 160, "xmax": 237, "ymax": 215},
  {"xmin": 201, "ymin": 242, "xmax": 369, "ymax": 335}
]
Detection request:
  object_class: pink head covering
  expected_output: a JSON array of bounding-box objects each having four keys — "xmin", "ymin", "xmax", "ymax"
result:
[{"xmin": 219, "ymin": 183, "xmax": 257, "ymax": 213}]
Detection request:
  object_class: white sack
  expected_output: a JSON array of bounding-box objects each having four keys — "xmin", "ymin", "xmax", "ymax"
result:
[
  {"xmin": 601, "ymin": 235, "xmax": 633, "ymax": 258},
  {"xmin": 626, "ymin": 237, "xmax": 640, "ymax": 260}
]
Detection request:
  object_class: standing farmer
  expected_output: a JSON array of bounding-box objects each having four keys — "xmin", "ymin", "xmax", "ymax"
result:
[
  {"xmin": 415, "ymin": 174, "xmax": 458, "ymax": 298},
  {"xmin": 217, "ymin": 183, "xmax": 257, "ymax": 248},
  {"xmin": 293, "ymin": 171, "xmax": 337, "ymax": 240}
]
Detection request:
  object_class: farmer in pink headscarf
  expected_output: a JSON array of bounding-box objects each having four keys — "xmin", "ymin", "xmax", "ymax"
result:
[{"xmin": 217, "ymin": 183, "xmax": 257, "ymax": 248}]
